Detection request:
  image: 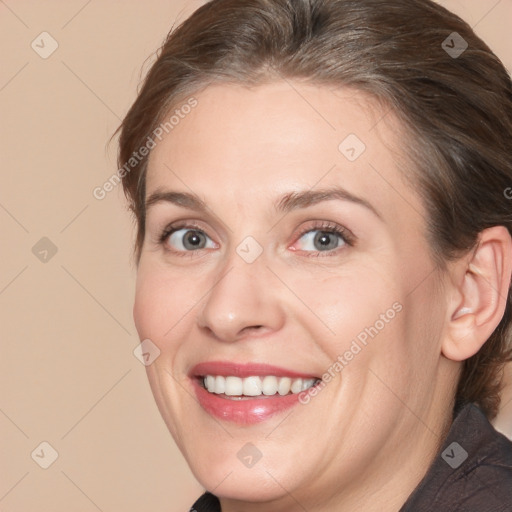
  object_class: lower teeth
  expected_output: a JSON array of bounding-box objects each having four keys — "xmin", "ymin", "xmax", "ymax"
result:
[{"xmin": 222, "ymin": 393, "xmax": 288, "ymax": 400}]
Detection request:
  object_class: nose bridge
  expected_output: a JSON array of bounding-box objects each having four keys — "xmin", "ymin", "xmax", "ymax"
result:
[{"xmin": 196, "ymin": 237, "xmax": 283, "ymax": 342}]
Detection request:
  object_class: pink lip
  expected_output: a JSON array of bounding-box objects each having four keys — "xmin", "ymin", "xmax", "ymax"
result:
[{"xmin": 189, "ymin": 361, "xmax": 320, "ymax": 425}]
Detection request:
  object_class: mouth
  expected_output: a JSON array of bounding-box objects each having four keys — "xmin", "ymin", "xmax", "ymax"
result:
[{"xmin": 190, "ymin": 361, "xmax": 322, "ymax": 424}]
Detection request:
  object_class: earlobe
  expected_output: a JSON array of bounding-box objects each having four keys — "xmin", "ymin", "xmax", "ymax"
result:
[{"xmin": 442, "ymin": 226, "xmax": 512, "ymax": 362}]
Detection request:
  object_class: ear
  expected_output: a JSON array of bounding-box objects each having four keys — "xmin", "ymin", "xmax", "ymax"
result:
[{"xmin": 442, "ymin": 226, "xmax": 512, "ymax": 362}]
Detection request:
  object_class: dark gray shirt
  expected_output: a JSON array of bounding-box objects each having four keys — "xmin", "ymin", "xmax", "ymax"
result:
[{"xmin": 189, "ymin": 402, "xmax": 512, "ymax": 511}]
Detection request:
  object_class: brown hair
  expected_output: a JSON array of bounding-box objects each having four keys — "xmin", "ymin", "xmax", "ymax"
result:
[{"xmin": 116, "ymin": 0, "xmax": 512, "ymax": 419}]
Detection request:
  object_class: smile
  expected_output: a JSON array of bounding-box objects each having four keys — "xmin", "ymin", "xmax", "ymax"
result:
[{"xmin": 190, "ymin": 361, "xmax": 322, "ymax": 424}]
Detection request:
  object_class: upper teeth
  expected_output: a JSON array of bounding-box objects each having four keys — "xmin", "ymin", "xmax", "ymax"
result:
[{"xmin": 203, "ymin": 375, "xmax": 318, "ymax": 396}]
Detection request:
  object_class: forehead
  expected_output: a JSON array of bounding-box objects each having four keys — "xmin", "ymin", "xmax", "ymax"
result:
[{"xmin": 145, "ymin": 80, "xmax": 424, "ymax": 223}]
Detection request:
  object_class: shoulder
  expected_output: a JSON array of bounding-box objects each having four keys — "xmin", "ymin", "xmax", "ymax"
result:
[{"xmin": 401, "ymin": 402, "xmax": 512, "ymax": 512}]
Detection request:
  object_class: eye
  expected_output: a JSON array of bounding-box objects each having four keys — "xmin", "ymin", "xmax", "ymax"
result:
[
  {"xmin": 297, "ymin": 230, "xmax": 344, "ymax": 252},
  {"xmin": 158, "ymin": 221, "xmax": 354, "ymax": 257},
  {"xmin": 292, "ymin": 222, "xmax": 353, "ymax": 255},
  {"xmin": 160, "ymin": 225, "xmax": 217, "ymax": 253}
]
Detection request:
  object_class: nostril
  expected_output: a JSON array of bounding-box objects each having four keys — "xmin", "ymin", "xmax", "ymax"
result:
[{"xmin": 245, "ymin": 325, "xmax": 263, "ymax": 333}]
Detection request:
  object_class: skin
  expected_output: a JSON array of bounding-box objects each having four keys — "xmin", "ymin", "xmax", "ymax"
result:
[{"xmin": 132, "ymin": 81, "xmax": 511, "ymax": 511}]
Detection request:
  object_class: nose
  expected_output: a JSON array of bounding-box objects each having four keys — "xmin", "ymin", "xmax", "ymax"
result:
[{"xmin": 196, "ymin": 249, "xmax": 285, "ymax": 343}]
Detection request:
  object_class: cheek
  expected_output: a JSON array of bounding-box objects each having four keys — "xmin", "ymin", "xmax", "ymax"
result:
[
  {"xmin": 290, "ymin": 268, "xmax": 403, "ymax": 359},
  {"xmin": 133, "ymin": 273, "xmax": 165, "ymax": 340},
  {"xmin": 133, "ymin": 265, "xmax": 195, "ymax": 343}
]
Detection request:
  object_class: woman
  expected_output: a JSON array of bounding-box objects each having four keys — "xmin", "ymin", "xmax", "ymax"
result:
[{"xmin": 116, "ymin": 0, "xmax": 512, "ymax": 510}]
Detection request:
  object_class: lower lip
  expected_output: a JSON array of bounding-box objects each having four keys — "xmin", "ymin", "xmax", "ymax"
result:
[{"xmin": 192, "ymin": 378, "xmax": 305, "ymax": 425}]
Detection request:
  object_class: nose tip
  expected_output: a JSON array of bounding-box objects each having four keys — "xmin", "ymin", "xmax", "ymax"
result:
[{"xmin": 195, "ymin": 261, "xmax": 284, "ymax": 343}]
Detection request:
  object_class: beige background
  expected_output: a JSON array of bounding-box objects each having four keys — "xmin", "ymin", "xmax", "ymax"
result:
[{"xmin": 1, "ymin": 1, "xmax": 511, "ymax": 511}]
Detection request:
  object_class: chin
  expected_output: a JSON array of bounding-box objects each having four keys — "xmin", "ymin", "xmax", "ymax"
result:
[{"xmin": 193, "ymin": 462, "xmax": 292, "ymax": 504}]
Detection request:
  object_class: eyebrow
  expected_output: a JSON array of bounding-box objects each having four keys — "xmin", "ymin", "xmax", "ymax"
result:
[{"xmin": 145, "ymin": 186, "xmax": 382, "ymax": 219}]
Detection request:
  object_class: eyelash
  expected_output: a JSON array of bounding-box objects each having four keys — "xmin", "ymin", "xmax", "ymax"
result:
[{"xmin": 157, "ymin": 220, "xmax": 355, "ymax": 258}]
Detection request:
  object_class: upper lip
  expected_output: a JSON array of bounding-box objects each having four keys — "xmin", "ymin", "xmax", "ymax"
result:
[{"xmin": 190, "ymin": 361, "xmax": 319, "ymax": 379}]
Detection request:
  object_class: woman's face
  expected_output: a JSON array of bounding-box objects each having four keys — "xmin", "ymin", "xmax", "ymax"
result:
[{"xmin": 134, "ymin": 81, "xmax": 454, "ymax": 509}]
